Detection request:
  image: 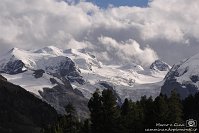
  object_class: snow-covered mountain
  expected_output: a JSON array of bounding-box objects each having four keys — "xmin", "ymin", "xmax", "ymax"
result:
[
  {"xmin": 161, "ymin": 53, "xmax": 199, "ymax": 99},
  {"xmin": 150, "ymin": 60, "xmax": 171, "ymax": 71},
  {"xmin": 0, "ymin": 46, "xmax": 169, "ymax": 116}
]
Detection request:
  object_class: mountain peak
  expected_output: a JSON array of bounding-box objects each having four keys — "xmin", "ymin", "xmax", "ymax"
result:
[
  {"xmin": 150, "ymin": 59, "xmax": 171, "ymax": 71},
  {"xmin": 64, "ymin": 48, "xmax": 79, "ymax": 54},
  {"xmin": 10, "ymin": 47, "xmax": 19, "ymax": 51},
  {"xmin": 4, "ymin": 47, "xmax": 29, "ymax": 61},
  {"xmin": 8, "ymin": 47, "xmax": 22, "ymax": 54},
  {"xmin": 42, "ymin": 46, "xmax": 60, "ymax": 51},
  {"xmin": 34, "ymin": 46, "xmax": 63, "ymax": 55}
]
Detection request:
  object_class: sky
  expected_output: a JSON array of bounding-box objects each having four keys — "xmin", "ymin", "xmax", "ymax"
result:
[
  {"xmin": 87, "ymin": 0, "xmax": 149, "ymax": 8},
  {"xmin": 64, "ymin": 0, "xmax": 149, "ymax": 7},
  {"xmin": 0, "ymin": 0, "xmax": 199, "ymax": 67}
]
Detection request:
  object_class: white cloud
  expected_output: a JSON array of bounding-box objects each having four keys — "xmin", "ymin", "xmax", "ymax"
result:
[
  {"xmin": 66, "ymin": 39, "xmax": 92, "ymax": 49},
  {"xmin": 0, "ymin": 0, "xmax": 199, "ymax": 66},
  {"xmin": 98, "ymin": 36, "xmax": 158, "ymax": 66}
]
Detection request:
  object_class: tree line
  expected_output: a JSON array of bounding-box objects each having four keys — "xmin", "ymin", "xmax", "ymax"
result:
[{"xmin": 43, "ymin": 89, "xmax": 199, "ymax": 133}]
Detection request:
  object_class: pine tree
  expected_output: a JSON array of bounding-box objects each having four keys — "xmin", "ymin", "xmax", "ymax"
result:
[
  {"xmin": 154, "ymin": 94, "xmax": 169, "ymax": 123},
  {"xmin": 183, "ymin": 92, "xmax": 199, "ymax": 129},
  {"xmin": 137, "ymin": 96, "xmax": 155, "ymax": 131},
  {"xmin": 88, "ymin": 89, "xmax": 121, "ymax": 133},
  {"xmin": 121, "ymin": 98, "xmax": 131, "ymax": 116},
  {"xmin": 143, "ymin": 96, "xmax": 155, "ymax": 128},
  {"xmin": 64, "ymin": 103, "xmax": 79, "ymax": 133},
  {"xmin": 101, "ymin": 89, "xmax": 120, "ymax": 133},
  {"xmin": 168, "ymin": 90, "xmax": 183, "ymax": 123},
  {"xmin": 192, "ymin": 93, "xmax": 199, "ymax": 129},
  {"xmin": 183, "ymin": 95, "xmax": 195, "ymax": 119},
  {"xmin": 120, "ymin": 99, "xmax": 144, "ymax": 133},
  {"xmin": 120, "ymin": 98, "xmax": 130, "ymax": 133},
  {"xmin": 80, "ymin": 119, "xmax": 91, "ymax": 133},
  {"xmin": 88, "ymin": 89, "xmax": 104, "ymax": 133},
  {"xmin": 135, "ymin": 100, "xmax": 145, "ymax": 133}
]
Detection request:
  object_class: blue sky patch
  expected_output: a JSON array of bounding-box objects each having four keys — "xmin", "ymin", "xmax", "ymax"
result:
[{"xmin": 86, "ymin": 0, "xmax": 149, "ymax": 8}]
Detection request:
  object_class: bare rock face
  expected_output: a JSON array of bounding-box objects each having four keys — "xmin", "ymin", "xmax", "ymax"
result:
[
  {"xmin": 39, "ymin": 77, "xmax": 89, "ymax": 119},
  {"xmin": 33, "ymin": 69, "xmax": 45, "ymax": 78},
  {"xmin": 98, "ymin": 81, "xmax": 122, "ymax": 105},
  {"xmin": 0, "ymin": 59, "xmax": 26, "ymax": 74},
  {"xmin": 150, "ymin": 60, "xmax": 171, "ymax": 71}
]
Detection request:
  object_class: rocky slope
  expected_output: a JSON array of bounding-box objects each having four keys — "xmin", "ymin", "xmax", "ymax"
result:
[
  {"xmin": 150, "ymin": 60, "xmax": 171, "ymax": 71},
  {"xmin": 161, "ymin": 53, "xmax": 199, "ymax": 99},
  {"xmin": 0, "ymin": 75, "xmax": 58, "ymax": 133}
]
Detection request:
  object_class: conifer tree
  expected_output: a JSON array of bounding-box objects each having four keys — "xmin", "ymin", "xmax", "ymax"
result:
[
  {"xmin": 120, "ymin": 99, "xmax": 144, "ymax": 133},
  {"xmin": 101, "ymin": 89, "xmax": 120, "ymax": 133},
  {"xmin": 64, "ymin": 103, "xmax": 79, "ymax": 133},
  {"xmin": 88, "ymin": 89, "xmax": 121, "ymax": 133},
  {"xmin": 137, "ymin": 96, "xmax": 155, "ymax": 131},
  {"xmin": 154, "ymin": 94, "xmax": 169, "ymax": 123},
  {"xmin": 121, "ymin": 98, "xmax": 131, "ymax": 116},
  {"xmin": 88, "ymin": 89, "xmax": 104, "ymax": 133},
  {"xmin": 135, "ymin": 100, "xmax": 145, "ymax": 133},
  {"xmin": 80, "ymin": 119, "xmax": 91, "ymax": 133},
  {"xmin": 168, "ymin": 90, "xmax": 183, "ymax": 123},
  {"xmin": 183, "ymin": 92, "xmax": 199, "ymax": 129},
  {"xmin": 120, "ymin": 98, "xmax": 130, "ymax": 132}
]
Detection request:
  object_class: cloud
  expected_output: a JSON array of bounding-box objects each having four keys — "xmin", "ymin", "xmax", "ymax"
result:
[
  {"xmin": 66, "ymin": 39, "xmax": 92, "ymax": 49},
  {"xmin": 0, "ymin": 0, "xmax": 199, "ymax": 66},
  {"xmin": 98, "ymin": 36, "xmax": 158, "ymax": 66}
]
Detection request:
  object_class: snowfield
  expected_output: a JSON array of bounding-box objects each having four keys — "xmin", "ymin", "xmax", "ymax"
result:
[{"xmin": 0, "ymin": 46, "xmax": 169, "ymax": 101}]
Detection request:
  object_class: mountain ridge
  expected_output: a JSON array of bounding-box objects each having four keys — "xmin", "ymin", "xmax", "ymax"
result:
[
  {"xmin": 161, "ymin": 53, "xmax": 199, "ymax": 98},
  {"xmin": 0, "ymin": 46, "xmax": 170, "ymax": 117}
]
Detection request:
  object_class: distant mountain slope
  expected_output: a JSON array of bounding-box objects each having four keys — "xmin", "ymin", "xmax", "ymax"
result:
[
  {"xmin": 0, "ymin": 46, "xmax": 170, "ymax": 117},
  {"xmin": 0, "ymin": 75, "xmax": 58, "ymax": 133},
  {"xmin": 161, "ymin": 53, "xmax": 199, "ymax": 98}
]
